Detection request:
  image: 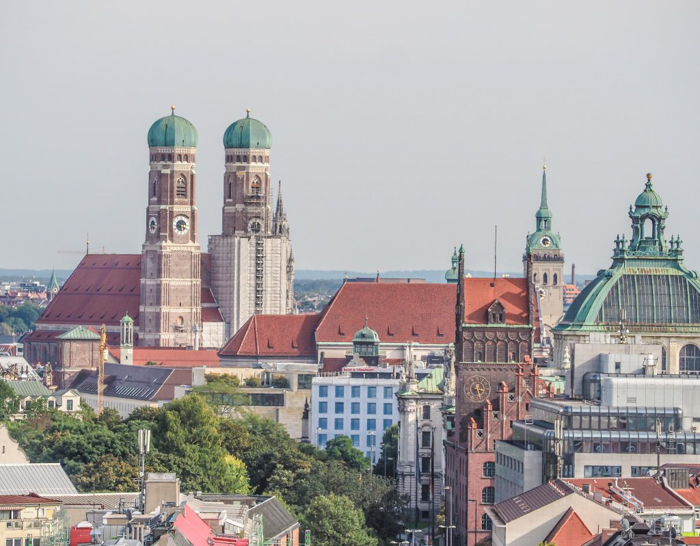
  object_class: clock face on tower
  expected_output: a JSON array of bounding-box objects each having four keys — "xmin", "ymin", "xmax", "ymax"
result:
[
  {"xmin": 148, "ymin": 217, "xmax": 158, "ymax": 234},
  {"xmin": 464, "ymin": 375, "xmax": 491, "ymax": 402},
  {"xmin": 540, "ymin": 236, "xmax": 551, "ymax": 247},
  {"xmin": 173, "ymin": 215, "xmax": 190, "ymax": 235}
]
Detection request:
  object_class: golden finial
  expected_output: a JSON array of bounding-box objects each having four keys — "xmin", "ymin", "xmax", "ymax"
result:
[
  {"xmin": 543, "ymin": 156, "xmax": 547, "ymax": 170},
  {"xmin": 647, "ymin": 173, "xmax": 653, "ymax": 180},
  {"xmin": 171, "ymin": 105, "xmax": 175, "ymax": 114},
  {"xmin": 246, "ymin": 108, "xmax": 251, "ymax": 117}
]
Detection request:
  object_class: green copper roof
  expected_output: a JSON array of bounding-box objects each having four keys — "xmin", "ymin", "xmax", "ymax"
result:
[
  {"xmin": 397, "ymin": 367, "xmax": 445, "ymax": 396},
  {"xmin": 555, "ymin": 174, "xmax": 700, "ymax": 335},
  {"xmin": 223, "ymin": 111, "xmax": 272, "ymax": 149},
  {"xmin": 634, "ymin": 175, "xmax": 664, "ymax": 209},
  {"xmin": 353, "ymin": 320, "xmax": 379, "ymax": 343},
  {"xmin": 147, "ymin": 110, "xmax": 198, "ymax": 148},
  {"xmin": 5, "ymin": 381, "xmax": 51, "ymax": 397},
  {"xmin": 445, "ymin": 247, "xmax": 459, "ymax": 283},
  {"xmin": 526, "ymin": 167, "xmax": 562, "ymax": 252},
  {"xmin": 58, "ymin": 326, "xmax": 101, "ymax": 340},
  {"xmin": 47, "ymin": 270, "xmax": 59, "ymax": 292},
  {"xmin": 120, "ymin": 313, "xmax": 134, "ymax": 324}
]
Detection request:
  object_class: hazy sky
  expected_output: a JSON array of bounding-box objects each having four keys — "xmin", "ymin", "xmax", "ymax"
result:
[{"xmin": 2, "ymin": 1, "xmax": 699, "ymax": 275}]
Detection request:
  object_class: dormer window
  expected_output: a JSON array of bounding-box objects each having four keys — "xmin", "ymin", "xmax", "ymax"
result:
[{"xmin": 487, "ymin": 300, "xmax": 506, "ymax": 325}]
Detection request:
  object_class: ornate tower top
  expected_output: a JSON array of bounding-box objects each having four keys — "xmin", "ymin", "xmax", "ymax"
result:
[
  {"xmin": 273, "ymin": 181, "xmax": 289, "ymax": 236},
  {"xmin": 223, "ymin": 110, "xmax": 273, "ymax": 149},
  {"xmin": 526, "ymin": 166, "xmax": 562, "ymax": 253},
  {"xmin": 147, "ymin": 109, "xmax": 198, "ymax": 148}
]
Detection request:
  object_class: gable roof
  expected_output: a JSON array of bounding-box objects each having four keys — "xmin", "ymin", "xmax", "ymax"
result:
[
  {"xmin": 4, "ymin": 380, "xmax": 52, "ymax": 397},
  {"xmin": 0, "ymin": 493, "xmax": 63, "ymax": 506},
  {"xmin": 70, "ymin": 363, "xmax": 193, "ymax": 401},
  {"xmin": 248, "ymin": 496, "xmax": 299, "ymax": 541},
  {"xmin": 493, "ymin": 479, "xmax": 575, "ymax": 523},
  {"xmin": 57, "ymin": 325, "xmax": 101, "ymax": 340},
  {"xmin": 545, "ymin": 507, "xmax": 594, "ymax": 546},
  {"xmin": 566, "ymin": 477, "xmax": 692, "ymax": 511},
  {"xmin": 219, "ymin": 314, "xmax": 320, "ymax": 358},
  {"xmin": 0, "ymin": 464, "xmax": 78, "ymax": 495},
  {"xmin": 316, "ymin": 281, "xmax": 456, "ymax": 344},
  {"xmin": 463, "ymin": 277, "xmax": 531, "ymax": 325}
]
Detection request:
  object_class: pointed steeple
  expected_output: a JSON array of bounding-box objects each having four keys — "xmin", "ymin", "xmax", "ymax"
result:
[
  {"xmin": 535, "ymin": 164, "xmax": 552, "ymax": 230},
  {"xmin": 273, "ymin": 180, "xmax": 289, "ymax": 236},
  {"xmin": 47, "ymin": 270, "xmax": 59, "ymax": 301}
]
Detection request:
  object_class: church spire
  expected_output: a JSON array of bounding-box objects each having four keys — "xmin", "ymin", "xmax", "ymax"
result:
[
  {"xmin": 273, "ymin": 180, "xmax": 289, "ymax": 236},
  {"xmin": 535, "ymin": 164, "xmax": 553, "ymax": 232},
  {"xmin": 540, "ymin": 164, "xmax": 548, "ymax": 210}
]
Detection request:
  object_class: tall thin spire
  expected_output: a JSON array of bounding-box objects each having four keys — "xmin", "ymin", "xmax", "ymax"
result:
[
  {"xmin": 540, "ymin": 164, "xmax": 548, "ymax": 210},
  {"xmin": 535, "ymin": 164, "xmax": 552, "ymax": 231},
  {"xmin": 275, "ymin": 180, "xmax": 285, "ymax": 219},
  {"xmin": 273, "ymin": 180, "xmax": 289, "ymax": 236}
]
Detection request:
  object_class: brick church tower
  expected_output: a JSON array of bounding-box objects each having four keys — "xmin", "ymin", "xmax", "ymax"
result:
[
  {"xmin": 209, "ymin": 110, "xmax": 294, "ymax": 337},
  {"xmin": 139, "ymin": 108, "xmax": 202, "ymax": 347}
]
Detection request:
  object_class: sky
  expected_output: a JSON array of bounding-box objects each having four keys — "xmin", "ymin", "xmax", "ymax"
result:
[{"xmin": 2, "ymin": 1, "xmax": 699, "ymax": 276}]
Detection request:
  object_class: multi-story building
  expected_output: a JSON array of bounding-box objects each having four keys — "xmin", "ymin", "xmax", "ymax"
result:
[
  {"xmin": 25, "ymin": 108, "xmax": 294, "ymax": 356},
  {"xmin": 0, "ymin": 494, "xmax": 64, "ymax": 546}
]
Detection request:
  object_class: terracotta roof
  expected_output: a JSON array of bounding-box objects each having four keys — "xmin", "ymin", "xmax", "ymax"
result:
[
  {"xmin": 220, "ymin": 314, "xmax": 320, "ymax": 358},
  {"xmin": 0, "ymin": 493, "xmax": 62, "ymax": 505},
  {"xmin": 109, "ymin": 347, "xmax": 220, "ymax": 368},
  {"xmin": 566, "ymin": 477, "xmax": 691, "ymax": 510},
  {"xmin": 673, "ymin": 485, "xmax": 700, "ymax": 507},
  {"xmin": 321, "ymin": 357, "xmax": 348, "ymax": 373},
  {"xmin": 316, "ymin": 282, "xmax": 456, "ymax": 344},
  {"xmin": 494, "ymin": 480, "xmax": 574, "ymax": 523},
  {"xmin": 463, "ymin": 277, "xmax": 531, "ymax": 325},
  {"xmin": 544, "ymin": 507, "xmax": 594, "ymax": 546},
  {"xmin": 36, "ymin": 253, "xmax": 221, "ymax": 329},
  {"xmin": 23, "ymin": 330, "xmax": 65, "ymax": 342}
]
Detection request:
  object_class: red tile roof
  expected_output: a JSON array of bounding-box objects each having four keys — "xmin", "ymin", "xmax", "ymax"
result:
[
  {"xmin": 37, "ymin": 254, "xmax": 142, "ymax": 327},
  {"xmin": 109, "ymin": 347, "xmax": 220, "ymax": 367},
  {"xmin": 0, "ymin": 493, "xmax": 62, "ymax": 505},
  {"xmin": 463, "ymin": 277, "xmax": 531, "ymax": 325},
  {"xmin": 35, "ymin": 254, "xmax": 223, "ymax": 330},
  {"xmin": 544, "ymin": 507, "xmax": 594, "ymax": 546},
  {"xmin": 566, "ymin": 478, "xmax": 692, "ymax": 510},
  {"xmin": 220, "ymin": 315, "xmax": 320, "ymax": 357},
  {"xmin": 316, "ymin": 282, "xmax": 456, "ymax": 344},
  {"xmin": 321, "ymin": 357, "xmax": 349, "ymax": 373}
]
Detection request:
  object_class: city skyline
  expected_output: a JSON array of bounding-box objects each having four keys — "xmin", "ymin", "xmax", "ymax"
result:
[{"xmin": 2, "ymin": 1, "xmax": 699, "ymax": 275}]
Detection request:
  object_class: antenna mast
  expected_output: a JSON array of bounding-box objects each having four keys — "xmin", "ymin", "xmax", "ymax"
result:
[
  {"xmin": 98, "ymin": 324, "xmax": 107, "ymax": 414},
  {"xmin": 494, "ymin": 225, "xmax": 498, "ymax": 278}
]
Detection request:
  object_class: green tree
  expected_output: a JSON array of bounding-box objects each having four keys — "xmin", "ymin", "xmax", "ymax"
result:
[
  {"xmin": 0, "ymin": 380, "xmax": 19, "ymax": 420},
  {"xmin": 325, "ymin": 436, "xmax": 369, "ymax": 472},
  {"xmin": 374, "ymin": 424, "xmax": 399, "ymax": 477},
  {"xmin": 300, "ymin": 494, "xmax": 378, "ymax": 546},
  {"xmin": 192, "ymin": 380, "xmax": 247, "ymax": 415}
]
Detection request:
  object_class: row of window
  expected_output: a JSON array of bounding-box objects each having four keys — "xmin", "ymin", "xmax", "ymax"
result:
[
  {"xmin": 318, "ymin": 401, "xmax": 394, "ymax": 415},
  {"xmin": 225, "ymin": 154, "xmax": 268, "ymax": 163},
  {"xmin": 318, "ymin": 385, "xmax": 394, "ymax": 399},
  {"xmin": 150, "ymin": 153, "xmax": 194, "ymax": 163},
  {"xmin": 584, "ymin": 465, "xmax": 659, "ymax": 478},
  {"xmin": 318, "ymin": 418, "xmax": 393, "ymax": 431},
  {"xmin": 533, "ymin": 272, "xmax": 558, "ymax": 286}
]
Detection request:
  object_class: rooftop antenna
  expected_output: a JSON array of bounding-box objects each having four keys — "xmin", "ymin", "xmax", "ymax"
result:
[
  {"xmin": 86, "ymin": 232, "xmax": 90, "ymax": 255},
  {"xmin": 494, "ymin": 225, "xmax": 498, "ymax": 279}
]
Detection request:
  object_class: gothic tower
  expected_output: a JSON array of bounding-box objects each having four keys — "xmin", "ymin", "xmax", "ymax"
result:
[
  {"xmin": 139, "ymin": 108, "xmax": 201, "ymax": 347},
  {"xmin": 209, "ymin": 110, "xmax": 294, "ymax": 337},
  {"xmin": 523, "ymin": 165, "xmax": 564, "ymax": 340}
]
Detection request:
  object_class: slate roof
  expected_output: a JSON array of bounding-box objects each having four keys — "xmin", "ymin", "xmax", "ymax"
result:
[
  {"xmin": 70, "ymin": 363, "xmax": 193, "ymax": 401},
  {"xmin": 220, "ymin": 314, "xmax": 320, "ymax": 358},
  {"xmin": 248, "ymin": 496, "xmax": 298, "ymax": 541},
  {"xmin": 493, "ymin": 479, "xmax": 574, "ymax": 523},
  {"xmin": 0, "ymin": 464, "xmax": 78, "ymax": 495},
  {"xmin": 4, "ymin": 381, "xmax": 52, "ymax": 397}
]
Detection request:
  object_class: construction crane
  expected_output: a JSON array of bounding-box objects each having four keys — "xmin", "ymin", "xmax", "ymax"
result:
[{"xmin": 98, "ymin": 324, "xmax": 107, "ymax": 415}]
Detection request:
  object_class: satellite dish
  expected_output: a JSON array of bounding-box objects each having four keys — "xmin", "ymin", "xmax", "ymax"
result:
[{"xmin": 621, "ymin": 518, "xmax": 630, "ymax": 532}]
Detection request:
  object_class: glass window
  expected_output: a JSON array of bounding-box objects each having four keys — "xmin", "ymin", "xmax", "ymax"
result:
[
  {"xmin": 335, "ymin": 402, "xmax": 344, "ymax": 413},
  {"xmin": 318, "ymin": 418, "xmax": 327, "ymax": 430},
  {"xmin": 422, "ymin": 430, "xmax": 431, "ymax": 447},
  {"xmin": 367, "ymin": 419, "xmax": 376, "ymax": 431},
  {"xmin": 384, "ymin": 403, "xmax": 393, "ymax": 415},
  {"xmin": 367, "ymin": 434, "xmax": 376, "ymax": 446},
  {"xmin": 319, "ymin": 386, "xmax": 328, "ymax": 398},
  {"xmin": 66, "ymin": 399, "xmax": 74, "ymax": 411},
  {"xmin": 368, "ymin": 403, "xmax": 376, "ymax": 415},
  {"xmin": 423, "ymin": 405, "xmax": 431, "ymax": 420},
  {"xmin": 335, "ymin": 386, "xmax": 345, "ymax": 397},
  {"xmin": 318, "ymin": 434, "xmax": 327, "ymax": 446},
  {"xmin": 384, "ymin": 386, "xmax": 393, "ymax": 399},
  {"xmin": 351, "ymin": 418, "xmax": 360, "ymax": 430},
  {"xmin": 483, "ymin": 462, "xmax": 495, "ymax": 477},
  {"xmin": 334, "ymin": 418, "xmax": 344, "ymax": 430},
  {"xmin": 298, "ymin": 374, "xmax": 313, "ymax": 389},
  {"xmin": 383, "ymin": 419, "xmax": 392, "ymax": 430},
  {"xmin": 367, "ymin": 386, "xmax": 376, "ymax": 398},
  {"xmin": 351, "ymin": 435, "xmax": 360, "ymax": 447},
  {"xmin": 482, "ymin": 514, "xmax": 492, "ymax": 530},
  {"xmin": 352, "ymin": 386, "xmax": 361, "ymax": 398},
  {"xmin": 584, "ymin": 465, "xmax": 621, "ymax": 477},
  {"xmin": 680, "ymin": 344, "xmax": 700, "ymax": 373},
  {"xmin": 319, "ymin": 402, "xmax": 328, "ymax": 414},
  {"xmin": 421, "ymin": 457, "xmax": 431, "ymax": 473},
  {"xmin": 482, "ymin": 487, "xmax": 495, "ymax": 504},
  {"xmin": 351, "ymin": 402, "xmax": 360, "ymax": 414},
  {"xmin": 421, "ymin": 484, "xmax": 430, "ymax": 501}
]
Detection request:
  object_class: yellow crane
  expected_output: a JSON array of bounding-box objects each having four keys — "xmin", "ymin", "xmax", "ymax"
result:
[{"xmin": 98, "ymin": 324, "xmax": 107, "ymax": 414}]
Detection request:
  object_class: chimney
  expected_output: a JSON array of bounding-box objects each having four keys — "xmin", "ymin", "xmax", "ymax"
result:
[
  {"xmin": 582, "ymin": 483, "xmax": 590, "ymax": 494},
  {"xmin": 571, "ymin": 263, "xmax": 576, "ymax": 286}
]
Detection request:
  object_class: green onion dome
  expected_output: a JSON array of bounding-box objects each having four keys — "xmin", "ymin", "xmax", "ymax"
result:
[
  {"xmin": 223, "ymin": 110, "xmax": 272, "ymax": 149},
  {"xmin": 147, "ymin": 108, "xmax": 198, "ymax": 147}
]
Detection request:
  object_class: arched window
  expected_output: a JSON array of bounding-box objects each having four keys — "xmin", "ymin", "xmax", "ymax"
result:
[
  {"xmin": 243, "ymin": 155, "xmax": 248, "ymax": 163},
  {"xmin": 184, "ymin": 154, "xmax": 189, "ymax": 162},
  {"xmin": 483, "ymin": 461, "xmax": 495, "ymax": 477},
  {"xmin": 553, "ymin": 273, "xmax": 558, "ymax": 286},
  {"xmin": 481, "ymin": 514, "xmax": 492, "ymax": 530},
  {"xmin": 482, "ymin": 486, "xmax": 495, "ymax": 504},
  {"xmin": 543, "ymin": 272, "xmax": 548, "ymax": 285},
  {"xmin": 236, "ymin": 155, "xmax": 241, "ymax": 162},
  {"xmin": 176, "ymin": 176, "xmax": 187, "ymax": 198},
  {"xmin": 152, "ymin": 179, "xmax": 157, "ymax": 197},
  {"xmin": 643, "ymin": 217, "xmax": 654, "ymax": 239},
  {"xmin": 167, "ymin": 154, "xmax": 172, "ymax": 161},
  {"xmin": 533, "ymin": 272, "xmax": 538, "ymax": 284},
  {"xmin": 680, "ymin": 344, "xmax": 700, "ymax": 374},
  {"xmin": 251, "ymin": 178, "xmax": 261, "ymax": 195},
  {"xmin": 160, "ymin": 154, "xmax": 165, "ymax": 161},
  {"xmin": 228, "ymin": 181, "xmax": 233, "ymax": 200},
  {"xmin": 662, "ymin": 346, "xmax": 667, "ymax": 372},
  {"xmin": 177, "ymin": 154, "xmax": 182, "ymax": 162},
  {"xmin": 252, "ymin": 156, "xmax": 257, "ymax": 163}
]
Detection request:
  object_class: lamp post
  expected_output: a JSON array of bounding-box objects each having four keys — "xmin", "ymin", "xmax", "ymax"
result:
[
  {"xmin": 405, "ymin": 529, "xmax": 422, "ymax": 546},
  {"xmin": 444, "ymin": 485, "xmax": 453, "ymax": 546},
  {"xmin": 388, "ymin": 456, "xmax": 395, "ymax": 478},
  {"xmin": 369, "ymin": 431, "xmax": 376, "ymax": 467}
]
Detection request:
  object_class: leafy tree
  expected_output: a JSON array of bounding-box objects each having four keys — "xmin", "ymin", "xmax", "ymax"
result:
[
  {"xmin": 243, "ymin": 376, "xmax": 261, "ymax": 388},
  {"xmin": 204, "ymin": 373, "xmax": 240, "ymax": 387},
  {"xmin": 72, "ymin": 454, "xmax": 140, "ymax": 492},
  {"xmin": 0, "ymin": 380, "xmax": 19, "ymax": 420},
  {"xmin": 374, "ymin": 424, "xmax": 399, "ymax": 477},
  {"xmin": 192, "ymin": 380, "xmax": 246, "ymax": 415},
  {"xmin": 300, "ymin": 494, "xmax": 378, "ymax": 546},
  {"xmin": 325, "ymin": 436, "xmax": 369, "ymax": 472},
  {"xmin": 271, "ymin": 375, "xmax": 289, "ymax": 388}
]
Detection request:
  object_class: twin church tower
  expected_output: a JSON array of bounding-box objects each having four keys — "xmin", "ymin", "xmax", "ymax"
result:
[{"xmin": 140, "ymin": 108, "xmax": 293, "ymax": 347}]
